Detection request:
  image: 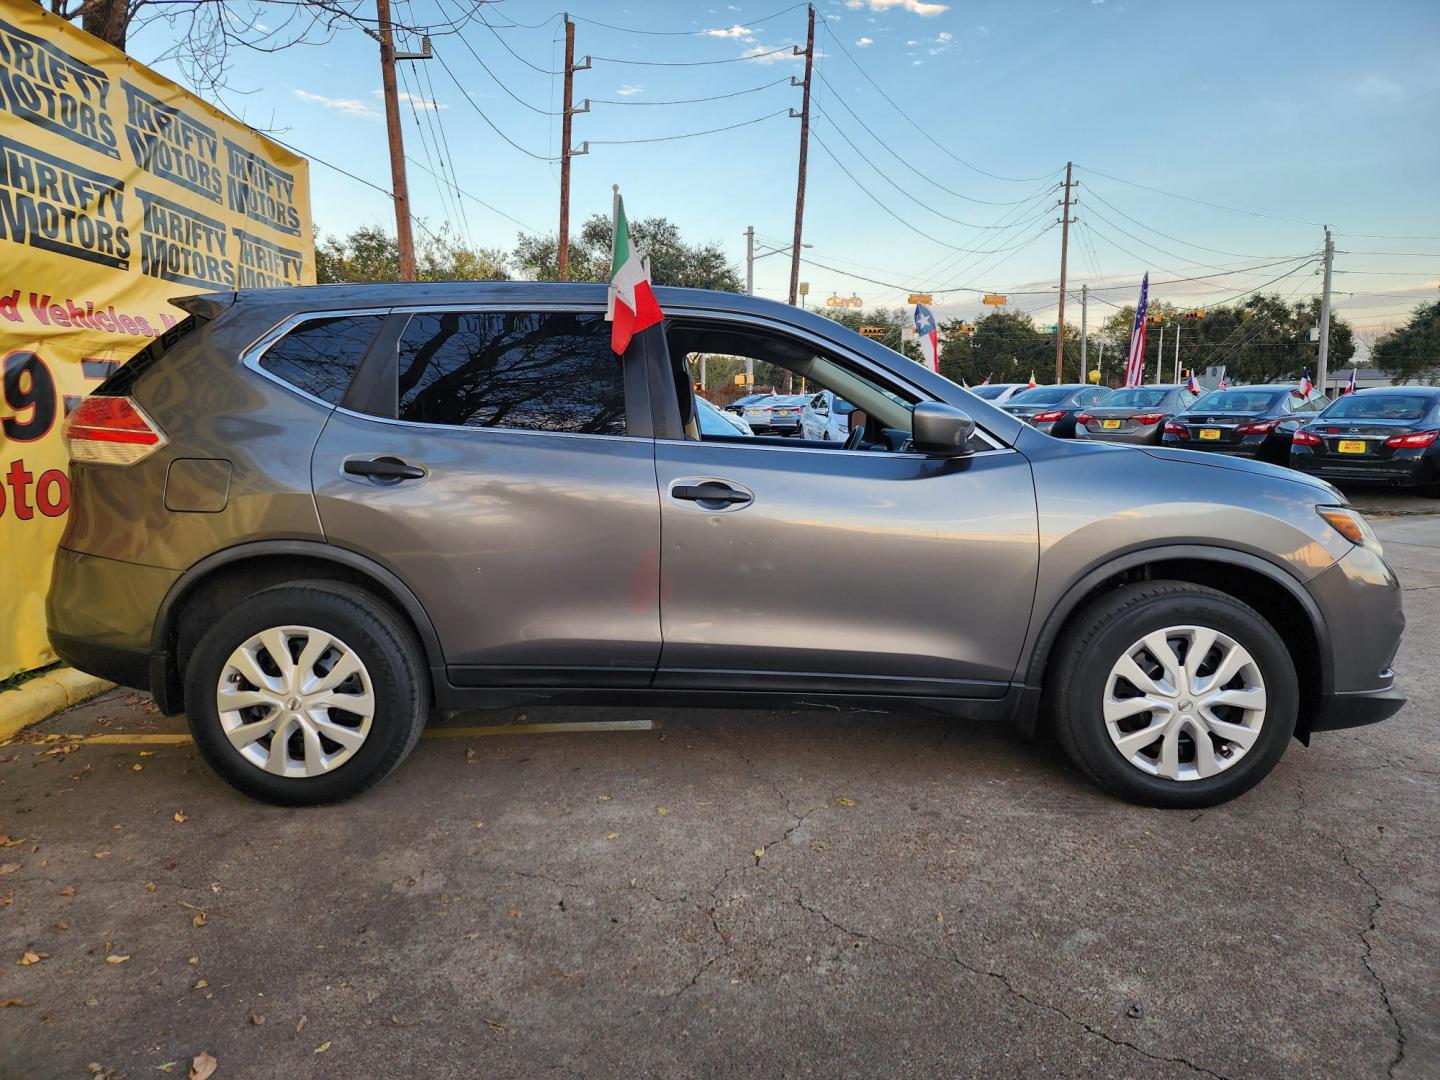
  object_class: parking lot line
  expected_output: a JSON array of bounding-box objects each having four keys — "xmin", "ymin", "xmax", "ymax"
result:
[{"xmin": 48, "ymin": 719, "xmax": 655, "ymax": 746}]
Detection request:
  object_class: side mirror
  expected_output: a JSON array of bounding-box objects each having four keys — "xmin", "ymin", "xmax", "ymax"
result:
[{"xmin": 912, "ymin": 402, "xmax": 975, "ymax": 457}]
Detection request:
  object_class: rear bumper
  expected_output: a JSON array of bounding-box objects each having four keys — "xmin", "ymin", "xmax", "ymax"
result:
[
  {"xmin": 1290, "ymin": 452, "xmax": 1437, "ymax": 486},
  {"xmin": 1161, "ymin": 436, "xmax": 1262, "ymax": 457},
  {"xmin": 1078, "ymin": 426, "xmax": 1162, "ymax": 445}
]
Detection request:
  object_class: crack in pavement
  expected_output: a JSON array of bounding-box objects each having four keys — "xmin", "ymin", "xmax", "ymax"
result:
[
  {"xmin": 1332, "ymin": 840, "xmax": 1407, "ymax": 1078},
  {"xmin": 790, "ymin": 889, "xmax": 1234, "ymax": 1080}
]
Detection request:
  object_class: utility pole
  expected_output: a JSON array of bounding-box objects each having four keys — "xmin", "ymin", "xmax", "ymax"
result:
[
  {"xmin": 1096, "ymin": 340, "xmax": 1105, "ymax": 386},
  {"xmin": 558, "ymin": 15, "xmax": 576, "ymax": 281},
  {"xmin": 376, "ymin": 0, "xmax": 415, "ymax": 280},
  {"xmin": 783, "ymin": 4, "xmax": 815, "ymax": 393},
  {"xmin": 1055, "ymin": 161, "xmax": 1073, "ymax": 384},
  {"xmin": 1080, "ymin": 283, "xmax": 1088, "ymax": 377},
  {"xmin": 1173, "ymin": 324, "xmax": 1181, "ymax": 383},
  {"xmin": 1156, "ymin": 322, "xmax": 1165, "ymax": 384},
  {"xmin": 744, "ymin": 225, "xmax": 755, "ymax": 389},
  {"xmin": 1317, "ymin": 225, "xmax": 1335, "ymax": 396}
]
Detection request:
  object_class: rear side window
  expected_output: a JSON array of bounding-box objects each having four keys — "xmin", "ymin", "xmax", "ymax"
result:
[
  {"xmin": 396, "ymin": 311, "xmax": 625, "ymax": 435},
  {"xmin": 259, "ymin": 315, "xmax": 384, "ymax": 404}
]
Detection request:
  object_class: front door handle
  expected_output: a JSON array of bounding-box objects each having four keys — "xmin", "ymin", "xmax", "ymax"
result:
[
  {"xmin": 671, "ymin": 481, "xmax": 752, "ymax": 507},
  {"xmin": 344, "ymin": 456, "xmax": 426, "ymax": 481}
]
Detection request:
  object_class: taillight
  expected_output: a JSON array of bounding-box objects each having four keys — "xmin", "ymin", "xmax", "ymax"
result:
[
  {"xmin": 1164, "ymin": 421, "xmax": 1188, "ymax": 439},
  {"xmin": 1236, "ymin": 418, "xmax": 1279, "ymax": 436},
  {"xmin": 1132, "ymin": 412, "xmax": 1164, "ymax": 425},
  {"xmin": 1385, "ymin": 429, "xmax": 1439, "ymax": 448},
  {"xmin": 1075, "ymin": 413, "xmax": 1093, "ymax": 425},
  {"xmin": 1032, "ymin": 410, "xmax": 1065, "ymax": 423},
  {"xmin": 63, "ymin": 396, "xmax": 167, "ymax": 465},
  {"xmin": 1292, "ymin": 429, "xmax": 1323, "ymax": 446}
]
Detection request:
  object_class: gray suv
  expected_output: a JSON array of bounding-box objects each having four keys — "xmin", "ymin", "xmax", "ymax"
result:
[{"xmin": 48, "ymin": 283, "xmax": 1405, "ymax": 808}]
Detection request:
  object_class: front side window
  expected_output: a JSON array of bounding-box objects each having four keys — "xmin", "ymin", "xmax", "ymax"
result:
[
  {"xmin": 396, "ymin": 311, "xmax": 625, "ymax": 435},
  {"xmin": 260, "ymin": 315, "xmax": 384, "ymax": 404}
]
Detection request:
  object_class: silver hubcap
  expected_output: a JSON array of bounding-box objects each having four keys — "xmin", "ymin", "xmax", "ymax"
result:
[
  {"xmin": 216, "ymin": 626, "xmax": 375, "ymax": 778},
  {"xmin": 1102, "ymin": 625, "xmax": 1267, "ymax": 781}
]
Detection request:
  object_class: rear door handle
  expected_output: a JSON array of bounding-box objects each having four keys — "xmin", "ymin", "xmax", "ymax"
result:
[
  {"xmin": 344, "ymin": 456, "xmax": 426, "ymax": 481},
  {"xmin": 671, "ymin": 480, "xmax": 752, "ymax": 507}
]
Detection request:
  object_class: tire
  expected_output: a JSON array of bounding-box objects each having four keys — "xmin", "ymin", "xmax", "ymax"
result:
[
  {"xmin": 1049, "ymin": 581, "xmax": 1298, "ymax": 808},
  {"xmin": 183, "ymin": 582, "xmax": 429, "ymax": 805}
]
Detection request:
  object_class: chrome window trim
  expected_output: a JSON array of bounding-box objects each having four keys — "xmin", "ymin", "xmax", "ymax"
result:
[
  {"xmin": 656, "ymin": 435, "xmax": 1010, "ymax": 460},
  {"xmin": 240, "ymin": 308, "xmax": 394, "ymax": 410}
]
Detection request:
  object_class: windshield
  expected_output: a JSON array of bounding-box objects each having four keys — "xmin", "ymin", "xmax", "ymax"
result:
[
  {"xmin": 1009, "ymin": 387, "xmax": 1071, "ymax": 405},
  {"xmin": 971, "ymin": 385, "xmax": 1012, "ymax": 400},
  {"xmin": 1319, "ymin": 394, "xmax": 1434, "ymax": 421},
  {"xmin": 1101, "ymin": 388, "xmax": 1169, "ymax": 408},
  {"xmin": 1190, "ymin": 390, "xmax": 1281, "ymax": 413}
]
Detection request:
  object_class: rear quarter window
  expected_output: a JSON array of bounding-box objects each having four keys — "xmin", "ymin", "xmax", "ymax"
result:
[{"xmin": 258, "ymin": 315, "xmax": 385, "ymax": 404}]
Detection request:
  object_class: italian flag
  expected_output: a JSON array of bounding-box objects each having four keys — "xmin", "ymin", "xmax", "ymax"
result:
[{"xmin": 606, "ymin": 187, "xmax": 664, "ymax": 354}]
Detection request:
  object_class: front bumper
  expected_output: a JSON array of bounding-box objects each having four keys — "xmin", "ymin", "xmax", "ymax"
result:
[{"xmin": 1313, "ymin": 684, "xmax": 1407, "ymax": 731}]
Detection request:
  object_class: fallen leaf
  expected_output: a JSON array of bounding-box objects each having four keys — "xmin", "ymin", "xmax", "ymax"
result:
[
  {"xmin": 189, "ymin": 1051, "xmax": 217, "ymax": 1080},
  {"xmin": 173, "ymin": 812, "xmax": 188, "ymax": 824},
  {"xmin": 656, "ymin": 807, "xmax": 671, "ymax": 816},
  {"xmin": 105, "ymin": 954, "xmax": 130, "ymax": 964},
  {"xmin": 84, "ymin": 995, "xmax": 98, "ymax": 1006},
  {"xmin": 465, "ymin": 749, "xmax": 477, "ymax": 764},
  {"xmin": 295, "ymin": 1014, "xmax": 307, "ymax": 1035},
  {"xmin": 314, "ymin": 1041, "xmax": 332, "ymax": 1054},
  {"xmin": 248, "ymin": 1012, "xmax": 264, "ymax": 1025},
  {"xmin": 0, "ymin": 863, "xmax": 19, "ymax": 875},
  {"xmin": 833, "ymin": 797, "xmax": 857, "ymax": 807},
  {"xmin": 473, "ymin": 821, "xmax": 484, "ymax": 829},
  {"xmin": 629, "ymin": 876, "xmax": 637, "ymax": 888},
  {"xmin": 508, "ymin": 909, "xmax": 522, "ymax": 918},
  {"xmin": 596, "ymin": 794, "xmax": 612, "ymax": 802},
  {"xmin": 144, "ymin": 882, "xmax": 157, "ymax": 893},
  {"xmin": 138, "ymin": 751, "xmax": 156, "ymax": 758},
  {"xmin": 54, "ymin": 920, "xmax": 69, "ymax": 930},
  {"xmin": 192, "ymin": 980, "xmax": 208, "ymax": 990},
  {"xmin": 188, "ymin": 955, "xmax": 199, "ymax": 965},
  {"xmin": 604, "ymin": 832, "xmax": 620, "ymax": 840},
  {"xmin": 17, "ymin": 951, "xmax": 47, "ymax": 966},
  {"xmin": 156, "ymin": 1062, "xmax": 179, "ymax": 1073},
  {"xmin": 0, "ymin": 835, "xmax": 22, "ymax": 846},
  {"xmin": 0, "ymin": 998, "xmax": 35, "ymax": 1007},
  {"xmin": 94, "ymin": 851, "xmax": 111, "ymax": 859},
  {"xmin": 132, "ymin": 763, "xmax": 143, "ymax": 772},
  {"xmin": 483, "ymin": 1018, "xmax": 505, "ymax": 1033},
  {"xmin": 754, "ymin": 847, "xmax": 765, "ymax": 860},
  {"xmin": 192, "ymin": 912, "xmax": 207, "ymax": 928},
  {"xmin": 60, "ymin": 885, "xmax": 76, "ymax": 896}
]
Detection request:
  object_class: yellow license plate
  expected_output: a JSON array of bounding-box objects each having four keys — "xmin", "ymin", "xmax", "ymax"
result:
[
  {"xmin": 1101, "ymin": 419, "xmax": 1122, "ymax": 429},
  {"xmin": 1199, "ymin": 428, "xmax": 1221, "ymax": 440},
  {"xmin": 1337, "ymin": 439, "xmax": 1366, "ymax": 454}
]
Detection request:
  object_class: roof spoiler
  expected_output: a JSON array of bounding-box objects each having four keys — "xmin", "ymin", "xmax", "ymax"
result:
[{"xmin": 169, "ymin": 292, "xmax": 237, "ymax": 321}]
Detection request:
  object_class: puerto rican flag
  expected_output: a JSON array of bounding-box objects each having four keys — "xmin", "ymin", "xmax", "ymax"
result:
[
  {"xmin": 1124, "ymin": 272, "xmax": 1149, "ymax": 387},
  {"xmin": 605, "ymin": 187, "xmax": 664, "ymax": 354},
  {"xmin": 913, "ymin": 302, "xmax": 940, "ymax": 372},
  {"xmin": 1187, "ymin": 372, "xmax": 1201, "ymax": 394},
  {"xmin": 1298, "ymin": 367, "xmax": 1314, "ymax": 396},
  {"xmin": 1345, "ymin": 367, "xmax": 1357, "ymax": 394}
]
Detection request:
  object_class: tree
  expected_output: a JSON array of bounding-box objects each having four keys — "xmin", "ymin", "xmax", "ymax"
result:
[
  {"xmin": 513, "ymin": 214, "xmax": 743, "ymax": 292},
  {"xmin": 1372, "ymin": 300, "xmax": 1440, "ymax": 384},
  {"xmin": 819, "ymin": 307, "xmax": 923, "ymax": 364},
  {"xmin": 939, "ymin": 311, "xmax": 1056, "ymax": 386},
  {"xmin": 315, "ymin": 223, "xmax": 509, "ymax": 284}
]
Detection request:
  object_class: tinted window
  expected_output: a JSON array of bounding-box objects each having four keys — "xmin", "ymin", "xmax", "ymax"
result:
[
  {"xmin": 1102, "ymin": 388, "xmax": 1169, "ymax": 408},
  {"xmin": 1321, "ymin": 393, "xmax": 1434, "ymax": 421},
  {"xmin": 1009, "ymin": 387, "xmax": 1071, "ymax": 405},
  {"xmin": 970, "ymin": 385, "xmax": 1010, "ymax": 400},
  {"xmin": 260, "ymin": 315, "xmax": 382, "ymax": 404},
  {"xmin": 1190, "ymin": 390, "xmax": 1283, "ymax": 413},
  {"xmin": 397, "ymin": 312, "xmax": 625, "ymax": 435}
]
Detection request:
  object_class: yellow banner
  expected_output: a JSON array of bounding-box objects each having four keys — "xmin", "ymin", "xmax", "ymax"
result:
[{"xmin": 0, "ymin": 4, "xmax": 314, "ymax": 678}]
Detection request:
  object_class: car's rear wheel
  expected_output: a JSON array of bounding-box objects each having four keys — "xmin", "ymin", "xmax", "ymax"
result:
[
  {"xmin": 184, "ymin": 582, "xmax": 428, "ymax": 805},
  {"xmin": 1050, "ymin": 581, "xmax": 1297, "ymax": 808}
]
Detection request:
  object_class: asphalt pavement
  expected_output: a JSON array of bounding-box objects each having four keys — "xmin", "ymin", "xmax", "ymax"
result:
[{"xmin": 2, "ymin": 488, "xmax": 1436, "ymax": 1080}]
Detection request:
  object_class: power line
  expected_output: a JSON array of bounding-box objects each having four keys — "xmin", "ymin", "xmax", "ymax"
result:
[
  {"xmin": 1074, "ymin": 165, "xmax": 1325, "ymax": 228},
  {"xmin": 1079, "ymin": 184, "xmax": 1307, "ymax": 260},
  {"xmin": 587, "ymin": 108, "xmax": 791, "ymax": 145},
  {"xmin": 434, "ymin": 0, "xmax": 562, "ymax": 114},
  {"xmin": 432, "ymin": 46, "xmax": 561, "ymax": 161},
  {"xmin": 476, "ymin": 9, "xmax": 564, "ymax": 73},
  {"xmin": 570, "ymin": 2, "xmax": 807, "ymax": 35},
  {"xmin": 818, "ymin": 18, "xmax": 1057, "ymax": 184},
  {"xmin": 590, "ymin": 77, "xmax": 792, "ymax": 106},
  {"xmin": 1082, "ymin": 219, "xmax": 1319, "ymax": 291},
  {"xmin": 403, "ymin": 153, "xmax": 542, "ymax": 234},
  {"xmin": 590, "ymin": 44, "xmax": 798, "ymax": 66}
]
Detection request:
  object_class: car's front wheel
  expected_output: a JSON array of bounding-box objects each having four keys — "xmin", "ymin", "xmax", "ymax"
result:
[
  {"xmin": 1050, "ymin": 581, "xmax": 1298, "ymax": 808},
  {"xmin": 183, "ymin": 582, "xmax": 429, "ymax": 805}
]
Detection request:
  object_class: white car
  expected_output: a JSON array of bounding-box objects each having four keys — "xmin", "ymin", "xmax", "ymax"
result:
[
  {"xmin": 696, "ymin": 396, "xmax": 754, "ymax": 437},
  {"xmin": 800, "ymin": 389, "xmax": 860, "ymax": 441},
  {"xmin": 968, "ymin": 383, "xmax": 1028, "ymax": 405}
]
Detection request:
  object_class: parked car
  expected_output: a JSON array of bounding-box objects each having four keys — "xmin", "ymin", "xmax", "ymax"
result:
[
  {"xmin": 968, "ymin": 383, "xmax": 1027, "ymax": 405},
  {"xmin": 800, "ymin": 389, "xmax": 859, "ymax": 441},
  {"xmin": 697, "ymin": 396, "xmax": 755, "ymax": 437},
  {"xmin": 1290, "ymin": 386, "xmax": 1440, "ymax": 488},
  {"xmin": 724, "ymin": 392, "xmax": 771, "ymax": 416},
  {"xmin": 738, "ymin": 394, "xmax": 806, "ymax": 434},
  {"xmin": 50, "ymin": 283, "xmax": 1404, "ymax": 809},
  {"xmin": 1162, "ymin": 385, "xmax": 1328, "ymax": 464},
  {"xmin": 1076, "ymin": 384, "xmax": 1201, "ymax": 445},
  {"xmin": 1003, "ymin": 384, "xmax": 1112, "ymax": 438}
]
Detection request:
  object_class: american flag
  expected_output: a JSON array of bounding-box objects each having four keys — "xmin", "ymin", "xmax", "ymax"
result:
[
  {"xmin": 1124, "ymin": 273, "xmax": 1149, "ymax": 387},
  {"xmin": 913, "ymin": 303, "xmax": 940, "ymax": 372}
]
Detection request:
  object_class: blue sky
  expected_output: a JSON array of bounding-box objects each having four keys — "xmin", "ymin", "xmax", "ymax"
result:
[{"xmin": 129, "ymin": 0, "xmax": 1440, "ymax": 338}]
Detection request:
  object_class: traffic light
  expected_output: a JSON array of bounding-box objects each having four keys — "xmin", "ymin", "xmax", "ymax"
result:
[
  {"xmin": 1145, "ymin": 314, "xmax": 1164, "ymax": 328},
  {"xmin": 1183, "ymin": 309, "xmax": 1206, "ymax": 320}
]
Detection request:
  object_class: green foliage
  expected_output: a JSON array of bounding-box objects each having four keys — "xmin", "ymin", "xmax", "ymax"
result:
[
  {"xmin": 819, "ymin": 307, "xmax": 924, "ymax": 364},
  {"xmin": 512, "ymin": 214, "xmax": 743, "ymax": 292},
  {"xmin": 315, "ymin": 223, "xmax": 510, "ymax": 284},
  {"xmin": 1372, "ymin": 301, "xmax": 1440, "ymax": 384},
  {"xmin": 937, "ymin": 311, "xmax": 1080, "ymax": 386},
  {"xmin": 1094, "ymin": 293, "xmax": 1355, "ymax": 386}
]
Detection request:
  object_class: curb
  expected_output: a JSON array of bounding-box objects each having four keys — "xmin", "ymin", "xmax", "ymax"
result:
[{"xmin": 0, "ymin": 668, "xmax": 115, "ymax": 742}]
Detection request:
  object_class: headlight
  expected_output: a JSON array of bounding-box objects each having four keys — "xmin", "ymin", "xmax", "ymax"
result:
[{"xmin": 1317, "ymin": 506, "xmax": 1383, "ymax": 556}]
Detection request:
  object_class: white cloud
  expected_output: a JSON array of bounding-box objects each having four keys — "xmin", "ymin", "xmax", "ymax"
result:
[
  {"xmin": 906, "ymin": 38, "xmax": 919, "ymax": 45},
  {"xmin": 928, "ymin": 29, "xmax": 955, "ymax": 54},
  {"xmin": 704, "ymin": 23, "xmax": 756, "ymax": 40},
  {"xmin": 855, "ymin": 36, "xmax": 874, "ymax": 46},
  {"xmin": 742, "ymin": 43, "xmax": 816, "ymax": 63},
  {"xmin": 847, "ymin": 0, "xmax": 948, "ymax": 14},
  {"xmin": 293, "ymin": 89, "xmax": 378, "ymax": 120},
  {"xmin": 1350, "ymin": 74, "xmax": 1404, "ymax": 100},
  {"xmin": 370, "ymin": 88, "xmax": 447, "ymax": 111},
  {"xmin": 1091, "ymin": 0, "xmax": 1104, "ymax": 5},
  {"xmin": 615, "ymin": 83, "xmax": 644, "ymax": 96},
  {"xmin": 937, "ymin": 30, "xmax": 952, "ymax": 41},
  {"xmin": 728, "ymin": 3, "xmax": 742, "ymax": 8}
]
